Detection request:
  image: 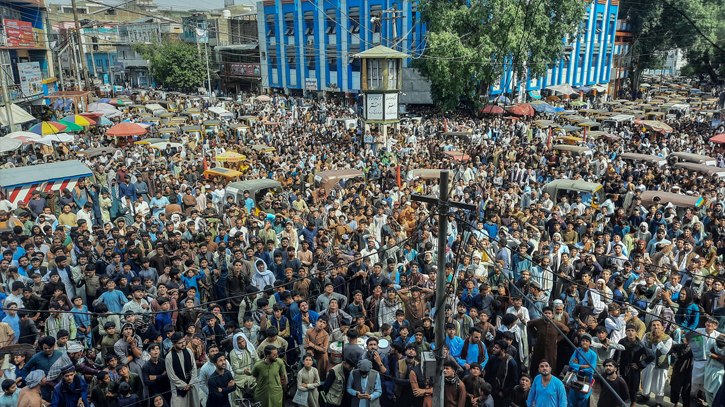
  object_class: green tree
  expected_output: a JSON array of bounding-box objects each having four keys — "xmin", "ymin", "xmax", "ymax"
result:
[
  {"xmin": 413, "ymin": 0, "xmax": 586, "ymax": 111},
  {"xmin": 133, "ymin": 39, "xmax": 210, "ymax": 90},
  {"xmin": 618, "ymin": 0, "xmax": 715, "ymax": 89}
]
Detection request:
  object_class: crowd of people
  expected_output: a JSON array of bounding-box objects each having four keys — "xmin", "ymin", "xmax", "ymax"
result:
[{"xmin": 0, "ymin": 87, "xmax": 724, "ymax": 407}]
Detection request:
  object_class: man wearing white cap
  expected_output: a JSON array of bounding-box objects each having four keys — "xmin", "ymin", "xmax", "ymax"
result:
[
  {"xmin": 46, "ymin": 342, "xmax": 99, "ymax": 386},
  {"xmin": 17, "ymin": 370, "xmax": 45, "ymax": 407}
]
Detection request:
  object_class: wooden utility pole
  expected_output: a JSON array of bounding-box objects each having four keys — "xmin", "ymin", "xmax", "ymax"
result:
[
  {"xmin": 71, "ymin": 0, "xmax": 91, "ymax": 90},
  {"xmin": 411, "ymin": 170, "xmax": 475, "ymax": 407}
]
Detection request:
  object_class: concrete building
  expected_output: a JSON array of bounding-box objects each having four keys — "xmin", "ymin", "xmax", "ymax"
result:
[
  {"xmin": 611, "ymin": 18, "xmax": 633, "ymax": 97},
  {"xmin": 0, "ymin": 0, "xmax": 57, "ymax": 114},
  {"xmin": 217, "ymin": 12, "xmax": 261, "ymax": 94},
  {"xmin": 258, "ymin": 0, "xmax": 620, "ymax": 104},
  {"xmin": 116, "ymin": 17, "xmax": 183, "ymax": 87},
  {"xmin": 644, "ymin": 49, "xmax": 687, "ymax": 76}
]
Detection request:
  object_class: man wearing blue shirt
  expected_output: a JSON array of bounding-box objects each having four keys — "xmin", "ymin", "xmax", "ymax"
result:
[
  {"xmin": 443, "ymin": 323, "xmax": 464, "ymax": 361},
  {"xmin": 346, "ymin": 359, "xmax": 381, "ymax": 407},
  {"xmin": 527, "ymin": 359, "xmax": 567, "ymax": 407},
  {"xmin": 457, "ymin": 327, "xmax": 488, "ymax": 372},
  {"xmin": 1, "ymin": 302, "xmax": 19, "ymax": 343},
  {"xmin": 93, "ymin": 279, "xmax": 128, "ymax": 313}
]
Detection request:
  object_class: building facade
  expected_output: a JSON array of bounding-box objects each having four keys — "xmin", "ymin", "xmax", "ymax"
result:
[
  {"xmin": 258, "ymin": 0, "xmax": 426, "ymax": 102},
  {"xmin": 117, "ymin": 18, "xmax": 183, "ymax": 88},
  {"xmin": 0, "ymin": 0, "xmax": 57, "ymax": 113},
  {"xmin": 493, "ymin": 0, "xmax": 620, "ymax": 98},
  {"xmin": 258, "ymin": 0, "xmax": 620, "ymax": 103},
  {"xmin": 611, "ymin": 18, "xmax": 633, "ymax": 97},
  {"xmin": 644, "ymin": 49, "xmax": 686, "ymax": 76}
]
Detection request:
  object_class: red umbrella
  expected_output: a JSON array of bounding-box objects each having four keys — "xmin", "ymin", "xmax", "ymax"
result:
[
  {"xmin": 106, "ymin": 122, "xmax": 147, "ymax": 137},
  {"xmin": 507, "ymin": 103, "xmax": 536, "ymax": 116},
  {"xmin": 80, "ymin": 112, "xmax": 104, "ymax": 119},
  {"xmin": 480, "ymin": 105, "xmax": 505, "ymax": 114},
  {"xmin": 711, "ymin": 133, "xmax": 725, "ymax": 143}
]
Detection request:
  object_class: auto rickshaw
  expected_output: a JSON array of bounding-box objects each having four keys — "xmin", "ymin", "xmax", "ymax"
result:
[
  {"xmin": 203, "ymin": 167, "xmax": 244, "ymax": 182},
  {"xmin": 170, "ymin": 117, "xmax": 188, "ymax": 125},
  {"xmin": 239, "ymin": 116, "xmax": 259, "ymax": 126},
  {"xmin": 542, "ymin": 179, "xmax": 603, "ymax": 209},
  {"xmin": 181, "ymin": 125, "xmax": 202, "ymax": 141},
  {"xmin": 129, "ymin": 104, "xmax": 147, "ymax": 114},
  {"xmin": 183, "ymin": 109, "xmax": 202, "ymax": 121},
  {"xmin": 251, "ymin": 144, "xmax": 276, "ymax": 155},
  {"xmin": 314, "ymin": 169, "xmax": 365, "ymax": 191},
  {"xmin": 232, "ymin": 124, "xmax": 250, "ymax": 142},
  {"xmin": 159, "ymin": 113, "xmax": 174, "ymax": 124},
  {"xmin": 224, "ymin": 179, "xmax": 284, "ymax": 215},
  {"xmin": 158, "ymin": 100, "xmax": 179, "ymax": 113},
  {"xmin": 157, "ymin": 127, "xmax": 179, "ymax": 139},
  {"xmin": 203, "ymin": 120, "xmax": 221, "ymax": 135}
]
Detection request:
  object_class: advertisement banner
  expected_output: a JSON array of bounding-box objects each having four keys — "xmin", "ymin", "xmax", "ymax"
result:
[
  {"xmin": 17, "ymin": 62, "xmax": 43, "ymax": 96},
  {"xmin": 223, "ymin": 63, "xmax": 261, "ymax": 77},
  {"xmin": 3, "ymin": 19, "xmax": 34, "ymax": 47},
  {"xmin": 305, "ymin": 78, "xmax": 318, "ymax": 90}
]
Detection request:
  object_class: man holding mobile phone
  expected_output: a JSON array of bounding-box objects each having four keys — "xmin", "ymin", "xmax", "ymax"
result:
[{"xmin": 346, "ymin": 359, "xmax": 381, "ymax": 407}]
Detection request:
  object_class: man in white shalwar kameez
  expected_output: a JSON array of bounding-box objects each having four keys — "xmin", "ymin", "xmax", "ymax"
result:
[
  {"xmin": 165, "ymin": 333, "xmax": 201, "ymax": 407},
  {"xmin": 638, "ymin": 320, "xmax": 672, "ymax": 405},
  {"xmin": 692, "ymin": 318, "xmax": 720, "ymax": 402}
]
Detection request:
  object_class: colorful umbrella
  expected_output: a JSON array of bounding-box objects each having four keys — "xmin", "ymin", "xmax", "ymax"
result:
[
  {"xmin": 216, "ymin": 151, "xmax": 245, "ymax": 162},
  {"xmin": 109, "ymin": 99, "xmax": 125, "ymax": 106},
  {"xmin": 480, "ymin": 105, "xmax": 505, "ymax": 114},
  {"xmin": 61, "ymin": 115, "xmax": 96, "ymax": 126},
  {"xmin": 6, "ymin": 131, "xmax": 52, "ymax": 145},
  {"xmin": 80, "ymin": 112, "xmax": 104, "ymax": 119},
  {"xmin": 97, "ymin": 98, "xmax": 112, "ymax": 103},
  {"xmin": 28, "ymin": 121, "xmax": 67, "ymax": 135},
  {"xmin": 507, "ymin": 103, "xmax": 536, "ymax": 116},
  {"xmin": 106, "ymin": 122, "xmax": 147, "ymax": 137},
  {"xmin": 56, "ymin": 121, "xmax": 84, "ymax": 132}
]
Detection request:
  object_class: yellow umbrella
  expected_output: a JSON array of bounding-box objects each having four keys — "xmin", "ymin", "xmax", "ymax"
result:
[{"xmin": 216, "ymin": 151, "xmax": 246, "ymax": 162}]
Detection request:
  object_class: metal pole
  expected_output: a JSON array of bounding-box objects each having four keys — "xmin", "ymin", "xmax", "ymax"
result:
[
  {"xmin": 70, "ymin": 36, "xmax": 81, "ymax": 91},
  {"xmin": 205, "ymin": 41, "xmax": 212, "ymax": 98},
  {"xmin": 432, "ymin": 169, "xmax": 449, "ymax": 407},
  {"xmin": 0, "ymin": 65, "xmax": 17, "ymax": 132},
  {"xmin": 71, "ymin": 0, "xmax": 90, "ymax": 90},
  {"xmin": 87, "ymin": 32, "xmax": 97, "ymax": 82}
]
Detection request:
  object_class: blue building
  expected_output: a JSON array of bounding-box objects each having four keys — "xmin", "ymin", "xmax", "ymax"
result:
[
  {"xmin": 492, "ymin": 0, "xmax": 620, "ymax": 97},
  {"xmin": 258, "ymin": 0, "xmax": 427, "ymax": 103},
  {"xmin": 258, "ymin": 0, "xmax": 619, "ymax": 103}
]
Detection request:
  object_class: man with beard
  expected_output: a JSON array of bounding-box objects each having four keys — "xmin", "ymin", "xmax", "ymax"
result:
[
  {"xmin": 253, "ymin": 345, "xmax": 287, "ymax": 407},
  {"xmin": 483, "ymin": 340, "xmax": 518, "ymax": 407},
  {"xmin": 396, "ymin": 344, "xmax": 430, "ymax": 407},
  {"xmin": 598, "ymin": 359, "xmax": 630, "ymax": 407},
  {"xmin": 323, "ymin": 358, "xmax": 356, "ymax": 407},
  {"xmin": 526, "ymin": 307, "xmax": 569, "ymax": 376},
  {"xmin": 617, "ymin": 325, "xmax": 654, "ymax": 407},
  {"xmin": 165, "ymin": 332, "xmax": 201, "ymax": 407}
]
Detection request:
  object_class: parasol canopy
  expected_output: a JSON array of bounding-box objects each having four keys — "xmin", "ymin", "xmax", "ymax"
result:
[
  {"xmin": 28, "ymin": 121, "xmax": 67, "ymax": 135},
  {"xmin": 255, "ymin": 95, "xmax": 272, "ymax": 102},
  {"xmin": 56, "ymin": 121, "xmax": 84, "ymax": 132},
  {"xmin": 711, "ymin": 133, "xmax": 725, "ymax": 144},
  {"xmin": 61, "ymin": 115, "xmax": 96, "ymax": 126},
  {"xmin": 507, "ymin": 103, "xmax": 536, "ymax": 116},
  {"xmin": 480, "ymin": 105, "xmax": 505, "ymax": 114},
  {"xmin": 216, "ymin": 151, "xmax": 246, "ymax": 162},
  {"xmin": 88, "ymin": 102, "xmax": 117, "ymax": 111},
  {"xmin": 0, "ymin": 137, "xmax": 22, "ymax": 153},
  {"xmin": 106, "ymin": 122, "xmax": 148, "ymax": 137},
  {"xmin": 546, "ymin": 83, "xmax": 578, "ymax": 95}
]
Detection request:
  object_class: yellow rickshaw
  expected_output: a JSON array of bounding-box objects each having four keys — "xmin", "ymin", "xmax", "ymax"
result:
[
  {"xmin": 159, "ymin": 113, "xmax": 174, "ymax": 124},
  {"xmin": 251, "ymin": 144, "xmax": 275, "ymax": 155},
  {"xmin": 646, "ymin": 111, "xmax": 665, "ymax": 121},
  {"xmin": 157, "ymin": 127, "xmax": 179, "ymax": 139},
  {"xmin": 232, "ymin": 124, "xmax": 250, "ymax": 142},
  {"xmin": 182, "ymin": 125, "xmax": 203, "ymax": 141},
  {"xmin": 170, "ymin": 117, "xmax": 188, "ymax": 125},
  {"xmin": 203, "ymin": 167, "xmax": 244, "ymax": 182},
  {"xmin": 203, "ymin": 120, "xmax": 221, "ymax": 135},
  {"xmin": 183, "ymin": 109, "xmax": 202, "ymax": 121},
  {"xmin": 158, "ymin": 100, "xmax": 179, "ymax": 113},
  {"xmin": 145, "ymin": 117, "xmax": 161, "ymax": 126},
  {"xmin": 129, "ymin": 104, "xmax": 147, "ymax": 114},
  {"xmin": 239, "ymin": 116, "xmax": 259, "ymax": 126}
]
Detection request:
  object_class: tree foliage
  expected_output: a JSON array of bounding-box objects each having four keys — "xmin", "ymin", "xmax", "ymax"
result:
[
  {"xmin": 413, "ymin": 0, "xmax": 586, "ymax": 111},
  {"xmin": 133, "ymin": 39, "xmax": 210, "ymax": 90},
  {"xmin": 618, "ymin": 0, "xmax": 717, "ymax": 87}
]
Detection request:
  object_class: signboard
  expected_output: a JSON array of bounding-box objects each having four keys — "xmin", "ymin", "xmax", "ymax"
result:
[
  {"xmin": 366, "ymin": 94, "xmax": 384, "ymax": 121},
  {"xmin": 223, "ymin": 63, "xmax": 261, "ymax": 77},
  {"xmin": 305, "ymin": 78, "xmax": 318, "ymax": 90},
  {"xmin": 384, "ymin": 93, "xmax": 398, "ymax": 121},
  {"xmin": 4, "ymin": 19, "xmax": 35, "ymax": 47},
  {"xmin": 17, "ymin": 62, "xmax": 43, "ymax": 96}
]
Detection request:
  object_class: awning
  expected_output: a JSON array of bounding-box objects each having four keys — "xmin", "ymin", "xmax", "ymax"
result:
[
  {"xmin": 529, "ymin": 90, "xmax": 541, "ymax": 99},
  {"xmin": 0, "ymin": 104, "xmax": 36, "ymax": 126}
]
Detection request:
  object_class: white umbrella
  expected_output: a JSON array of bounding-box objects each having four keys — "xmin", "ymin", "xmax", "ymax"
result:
[
  {"xmin": 5, "ymin": 131, "xmax": 52, "ymax": 145},
  {"xmin": 0, "ymin": 137, "xmax": 22, "ymax": 153},
  {"xmin": 88, "ymin": 102, "xmax": 117, "ymax": 111},
  {"xmin": 43, "ymin": 133, "xmax": 75, "ymax": 143},
  {"xmin": 255, "ymin": 95, "xmax": 273, "ymax": 102},
  {"xmin": 640, "ymin": 83, "xmax": 651, "ymax": 88},
  {"xmin": 546, "ymin": 83, "xmax": 579, "ymax": 95}
]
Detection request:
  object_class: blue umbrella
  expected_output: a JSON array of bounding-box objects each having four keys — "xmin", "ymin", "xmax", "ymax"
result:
[
  {"xmin": 97, "ymin": 116, "xmax": 113, "ymax": 126},
  {"xmin": 97, "ymin": 98, "xmax": 112, "ymax": 103},
  {"xmin": 492, "ymin": 95, "xmax": 511, "ymax": 104},
  {"xmin": 532, "ymin": 103, "xmax": 559, "ymax": 114}
]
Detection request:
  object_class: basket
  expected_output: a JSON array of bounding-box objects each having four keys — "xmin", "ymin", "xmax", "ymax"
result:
[{"xmin": 562, "ymin": 370, "xmax": 595, "ymax": 394}]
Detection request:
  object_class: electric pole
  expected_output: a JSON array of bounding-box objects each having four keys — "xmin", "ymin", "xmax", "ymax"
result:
[
  {"xmin": 71, "ymin": 0, "xmax": 91, "ymax": 90},
  {"xmin": 0, "ymin": 66, "xmax": 17, "ymax": 132},
  {"xmin": 379, "ymin": 8, "xmax": 404, "ymax": 50},
  {"xmin": 411, "ymin": 171, "xmax": 476, "ymax": 407}
]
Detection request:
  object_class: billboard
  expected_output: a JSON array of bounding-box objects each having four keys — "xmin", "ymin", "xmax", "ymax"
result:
[
  {"xmin": 223, "ymin": 63, "xmax": 261, "ymax": 77},
  {"xmin": 17, "ymin": 62, "xmax": 43, "ymax": 96},
  {"xmin": 3, "ymin": 19, "xmax": 35, "ymax": 47}
]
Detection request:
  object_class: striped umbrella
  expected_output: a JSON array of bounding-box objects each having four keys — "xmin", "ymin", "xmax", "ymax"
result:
[
  {"xmin": 28, "ymin": 121, "xmax": 67, "ymax": 135},
  {"xmin": 61, "ymin": 115, "xmax": 96, "ymax": 126},
  {"xmin": 56, "ymin": 121, "xmax": 84, "ymax": 132}
]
